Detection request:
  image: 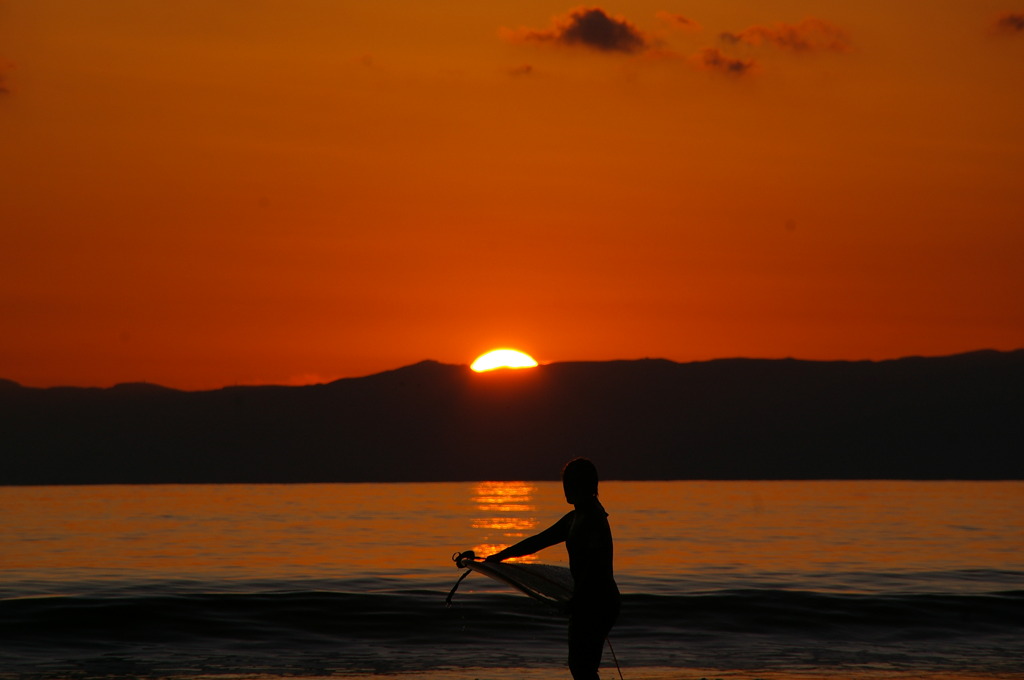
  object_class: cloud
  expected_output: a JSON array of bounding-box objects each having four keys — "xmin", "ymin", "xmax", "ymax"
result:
[
  {"xmin": 655, "ymin": 11, "xmax": 702, "ymax": 32},
  {"xmin": 720, "ymin": 18, "xmax": 851, "ymax": 53},
  {"xmin": 0, "ymin": 60, "xmax": 12, "ymax": 94},
  {"xmin": 505, "ymin": 7, "xmax": 649, "ymax": 54},
  {"xmin": 697, "ymin": 47, "xmax": 754, "ymax": 75},
  {"xmin": 994, "ymin": 12, "xmax": 1024, "ymax": 32},
  {"xmin": 508, "ymin": 64, "xmax": 535, "ymax": 77}
]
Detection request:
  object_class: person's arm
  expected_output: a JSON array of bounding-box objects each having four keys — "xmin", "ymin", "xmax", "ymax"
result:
[{"xmin": 486, "ymin": 512, "xmax": 573, "ymax": 562}]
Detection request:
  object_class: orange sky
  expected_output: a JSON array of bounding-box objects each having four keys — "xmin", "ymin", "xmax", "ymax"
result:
[{"xmin": 2, "ymin": 1, "xmax": 1023, "ymax": 389}]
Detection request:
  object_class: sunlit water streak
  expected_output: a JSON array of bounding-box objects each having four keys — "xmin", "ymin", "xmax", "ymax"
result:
[{"xmin": 1, "ymin": 481, "xmax": 1022, "ymax": 679}]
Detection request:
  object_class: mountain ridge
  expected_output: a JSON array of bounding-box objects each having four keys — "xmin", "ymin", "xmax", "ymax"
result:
[{"xmin": 1, "ymin": 350, "xmax": 1021, "ymax": 484}]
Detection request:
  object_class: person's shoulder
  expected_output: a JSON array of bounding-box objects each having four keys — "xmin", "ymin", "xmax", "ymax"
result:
[{"xmin": 576, "ymin": 500, "xmax": 609, "ymax": 520}]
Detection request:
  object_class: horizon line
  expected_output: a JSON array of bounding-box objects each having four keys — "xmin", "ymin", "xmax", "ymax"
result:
[{"xmin": 2, "ymin": 347, "xmax": 1019, "ymax": 393}]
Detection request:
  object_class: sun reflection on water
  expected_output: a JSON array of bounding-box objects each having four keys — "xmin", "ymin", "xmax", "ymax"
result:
[{"xmin": 471, "ymin": 481, "xmax": 539, "ymax": 562}]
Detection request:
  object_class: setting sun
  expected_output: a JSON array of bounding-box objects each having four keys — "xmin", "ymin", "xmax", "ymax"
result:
[{"xmin": 470, "ymin": 349, "xmax": 539, "ymax": 372}]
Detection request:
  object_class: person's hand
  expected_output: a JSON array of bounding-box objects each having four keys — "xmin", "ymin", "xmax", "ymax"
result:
[{"xmin": 453, "ymin": 550, "xmax": 476, "ymax": 568}]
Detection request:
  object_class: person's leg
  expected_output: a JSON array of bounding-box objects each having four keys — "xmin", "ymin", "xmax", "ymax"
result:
[
  {"xmin": 567, "ymin": 601, "xmax": 620, "ymax": 680},
  {"xmin": 568, "ymin": 615, "xmax": 605, "ymax": 680}
]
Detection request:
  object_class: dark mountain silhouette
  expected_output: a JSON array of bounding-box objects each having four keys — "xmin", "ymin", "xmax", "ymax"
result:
[{"xmin": 1, "ymin": 350, "xmax": 1021, "ymax": 484}]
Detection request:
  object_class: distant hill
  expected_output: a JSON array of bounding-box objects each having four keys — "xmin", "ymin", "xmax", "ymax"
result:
[{"xmin": 1, "ymin": 351, "xmax": 1022, "ymax": 484}]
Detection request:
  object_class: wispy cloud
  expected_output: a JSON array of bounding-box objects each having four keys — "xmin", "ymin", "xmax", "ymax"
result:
[
  {"xmin": 696, "ymin": 48, "xmax": 754, "ymax": 76},
  {"xmin": 501, "ymin": 10, "xmax": 848, "ymax": 78},
  {"xmin": 994, "ymin": 12, "xmax": 1024, "ymax": 33},
  {"xmin": 504, "ymin": 7, "xmax": 648, "ymax": 54},
  {"xmin": 720, "ymin": 18, "xmax": 851, "ymax": 53},
  {"xmin": 0, "ymin": 60, "xmax": 12, "ymax": 94},
  {"xmin": 655, "ymin": 11, "xmax": 702, "ymax": 32}
]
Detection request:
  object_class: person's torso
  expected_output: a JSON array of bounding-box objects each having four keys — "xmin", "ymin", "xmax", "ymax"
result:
[{"xmin": 565, "ymin": 501, "xmax": 618, "ymax": 599}]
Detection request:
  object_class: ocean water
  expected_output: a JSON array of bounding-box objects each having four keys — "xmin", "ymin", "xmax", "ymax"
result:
[{"xmin": 1, "ymin": 481, "xmax": 1022, "ymax": 680}]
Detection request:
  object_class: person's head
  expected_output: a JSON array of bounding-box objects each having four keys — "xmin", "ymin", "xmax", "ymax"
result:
[{"xmin": 562, "ymin": 457, "xmax": 599, "ymax": 504}]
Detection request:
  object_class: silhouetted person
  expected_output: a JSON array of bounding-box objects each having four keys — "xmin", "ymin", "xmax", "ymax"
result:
[{"xmin": 487, "ymin": 458, "xmax": 620, "ymax": 680}]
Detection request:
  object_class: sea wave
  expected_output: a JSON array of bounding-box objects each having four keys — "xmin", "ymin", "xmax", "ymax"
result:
[
  {"xmin": 2, "ymin": 584, "xmax": 1022, "ymax": 677},
  {"xmin": 4, "ymin": 586, "xmax": 1023, "ymax": 640},
  {"xmin": 621, "ymin": 589, "xmax": 1024, "ymax": 637}
]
